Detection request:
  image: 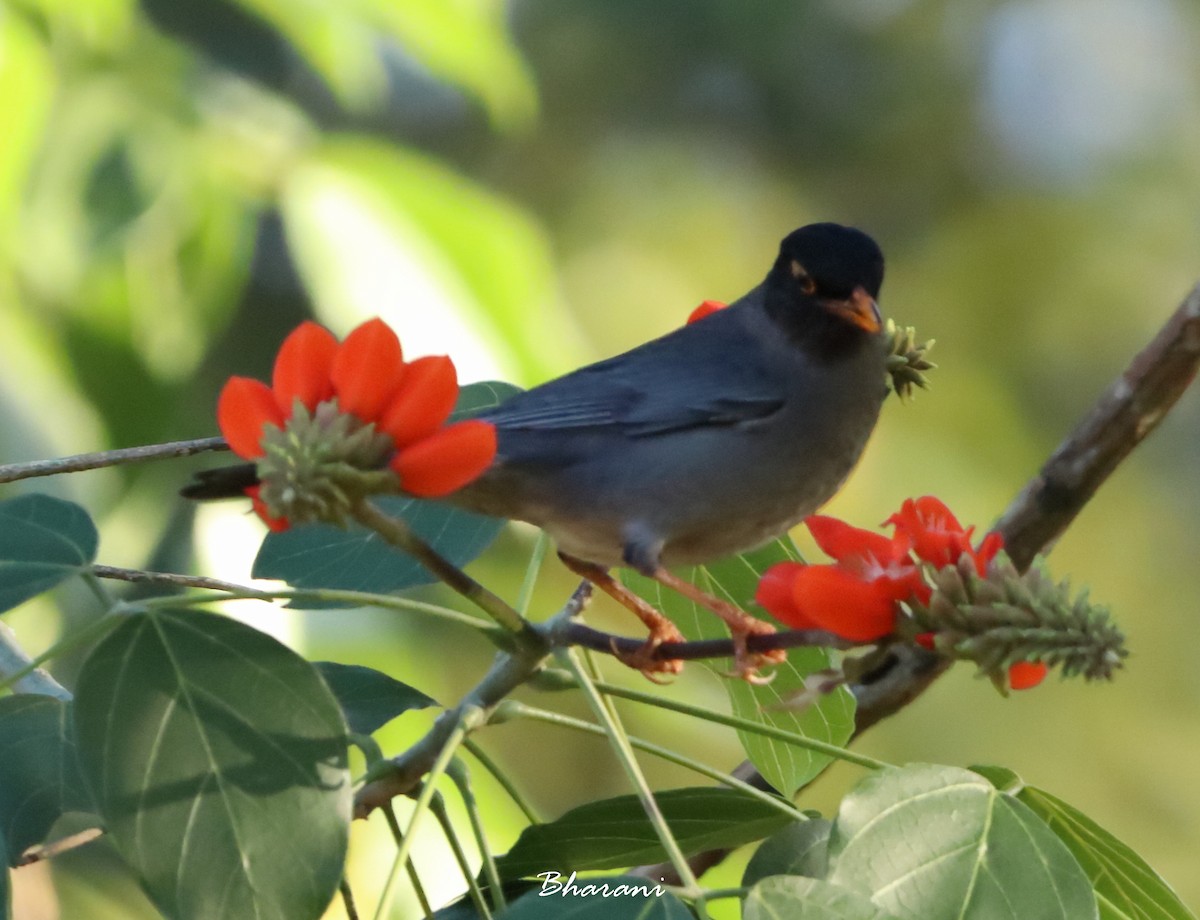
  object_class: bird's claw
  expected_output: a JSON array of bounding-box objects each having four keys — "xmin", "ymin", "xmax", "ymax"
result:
[
  {"xmin": 724, "ymin": 619, "xmax": 787, "ymax": 684},
  {"xmin": 611, "ymin": 622, "xmax": 686, "ymax": 683}
]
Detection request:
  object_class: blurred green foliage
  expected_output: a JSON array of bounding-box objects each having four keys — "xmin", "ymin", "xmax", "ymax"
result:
[{"xmin": 1, "ymin": 0, "xmax": 1199, "ymax": 915}]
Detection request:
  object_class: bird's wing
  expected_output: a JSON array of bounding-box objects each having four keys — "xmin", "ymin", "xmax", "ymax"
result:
[{"xmin": 478, "ymin": 305, "xmax": 785, "ymax": 439}]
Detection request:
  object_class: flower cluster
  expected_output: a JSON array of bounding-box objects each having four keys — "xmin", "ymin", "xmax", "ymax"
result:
[
  {"xmin": 217, "ymin": 319, "xmax": 496, "ymax": 530},
  {"xmin": 756, "ymin": 497, "xmax": 1047, "ymax": 691}
]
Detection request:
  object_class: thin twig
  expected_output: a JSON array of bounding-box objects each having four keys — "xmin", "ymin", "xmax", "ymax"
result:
[
  {"xmin": 354, "ymin": 583, "xmax": 592, "ymax": 818},
  {"xmin": 352, "ymin": 498, "xmax": 533, "ymax": 636},
  {"xmin": 92, "ymin": 564, "xmax": 276, "ymax": 597},
  {"xmin": 0, "ymin": 437, "xmax": 228, "ymax": 484}
]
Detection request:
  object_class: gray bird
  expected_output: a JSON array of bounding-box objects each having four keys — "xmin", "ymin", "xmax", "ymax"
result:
[
  {"xmin": 455, "ymin": 223, "xmax": 888, "ymax": 676},
  {"xmin": 185, "ymin": 223, "xmax": 889, "ymax": 679}
]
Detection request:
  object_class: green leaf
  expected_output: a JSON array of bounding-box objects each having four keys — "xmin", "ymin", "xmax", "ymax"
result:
[
  {"xmin": 827, "ymin": 764, "xmax": 1098, "ymax": 920},
  {"xmin": 72, "ymin": 608, "xmax": 351, "ymax": 920},
  {"xmin": 972, "ymin": 766, "xmax": 1197, "ymax": 920},
  {"xmin": 744, "ymin": 875, "xmax": 904, "ymax": 920},
  {"xmin": 742, "ymin": 819, "xmax": 832, "ymax": 887},
  {"xmin": 314, "ymin": 661, "xmax": 438, "ymax": 735},
  {"xmin": 252, "ymin": 382, "xmax": 516, "ymax": 604},
  {"xmin": 0, "ymin": 835, "xmax": 8, "ymax": 920},
  {"xmin": 497, "ymin": 875, "xmax": 692, "ymax": 919},
  {"xmin": 496, "ymin": 787, "xmax": 793, "ymax": 881},
  {"xmin": 0, "ymin": 494, "xmax": 98, "ymax": 615},
  {"xmin": 0, "ymin": 696, "xmax": 96, "ymax": 866},
  {"xmin": 625, "ymin": 537, "xmax": 855, "ymax": 796}
]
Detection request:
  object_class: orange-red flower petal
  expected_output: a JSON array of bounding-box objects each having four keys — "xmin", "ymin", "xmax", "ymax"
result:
[
  {"xmin": 789, "ymin": 564, "xmax": 899, "ymax": 641},
  {"xmin": 392, "ymin": 420, "xmax": 497, "ymax": 498},
  {"xmin": 806, "ymin": 515, "xmax": 909, "ymax": 567},
  {"xmin": 272, "ymin": 321, "xmax": 338, "ymax": 414},
  {"xmin": 755, "ymin": 562, "xmax": 817, "ymax": 629},
  {"xmin": 970, "ymin": 531, "xmax": 1005, "ymax": 576},
  {"xmin": 885, "ymin": 496, "xmax": 972, "ymax": 568},
  {"xmin": 687, "ymin": 300, "xmax": 727, "ymax": 324},
  {"xmin": 331, "ymin": 318, "xmax": 407, "ymax": 422},
  {"xmin": 218, "ymin": 376, "xmax": 286, "ymax": 459},
  {"xmin": 1008, "ymin": 660, "xmax": 1048, "ymax": 691},
  {"xmin": 245, "ymin": 485, "xmax": 290, "ymax": 532},
  {"xmin": 379, "ymin": 355, "xmax": 459, "ymax": 449}
]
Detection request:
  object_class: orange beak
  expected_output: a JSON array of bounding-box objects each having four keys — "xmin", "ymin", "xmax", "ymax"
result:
[{"xmin": 825, "ymin": 286, "xmax": 881, "ymax": 334}]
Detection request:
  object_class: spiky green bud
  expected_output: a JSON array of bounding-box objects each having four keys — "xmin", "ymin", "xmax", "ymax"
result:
[{"xmin": 256, "ymin": 399, "xmax": 398, "ymax": 525}]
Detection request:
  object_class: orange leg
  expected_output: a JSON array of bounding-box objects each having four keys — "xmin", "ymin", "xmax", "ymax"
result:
[
  {"xmin": 559, "ymin": 554, "xmax": 685, "ymax": 680},
  {"xmin": 650, "ymin": 568, "xmax": 785, "ymax": 683}
]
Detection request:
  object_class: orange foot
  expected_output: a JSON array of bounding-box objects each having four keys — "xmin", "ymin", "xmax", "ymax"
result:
[
  {"xmin": 612, "ymin": 619, "xmax": 686, "ymax": 683},
  {"xmin": 725, "ymin": 616, "xmax": 786, "ymax": 684},
  {"xmin": 650, "ymin": 567, "xmax": 786, "ymax": 683}
]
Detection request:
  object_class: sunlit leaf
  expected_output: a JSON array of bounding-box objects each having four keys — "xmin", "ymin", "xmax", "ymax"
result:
[
  {"xmin": 284, "ymin": 141, "xmax": 579, "ymax": 384},
  {"xmin": 742, "ymin": 819, "xmax": 832, "ymax": 887},
  {"xmin": 0, "ymin": 495, "xmax": 98, "ymax": 615},
  {"xmin": 314, "ymin": 661, "xmax": 438, "ymax": 735},
  {"xmin": 252, "ymin": 382, "xmax": 516, "ymax": 602},
  {"xmin": 496, "ymin": 787, "xmax": 793, "ymax": 881},
  {"xmin": 73, "ymin": 608, "xmax": 351, "ymax": 920},
  {"xmin": 498, "ymin": 875, "xmax": 692, "ymax": 919},
  {"xmin": 225, "ymin": 0, "xmax": 384, "ymax": 107},
  {"xmin": 626, "ymin": 537, "xmax": 855, "ymax": 796},
  {"xmin": 0, "ymin": 696, "xmax": 95, "ymax": 866},
  {"xmin": 744, "ymin": 875, "xmax": 903, "ymax": 920},
  {"xmin": 827, "ymin": 764, "xmax": 1097, "ymax": 920},
  {"xmin": 973, "ymin": 766, "xmax": 1197, "ymax": 920}
]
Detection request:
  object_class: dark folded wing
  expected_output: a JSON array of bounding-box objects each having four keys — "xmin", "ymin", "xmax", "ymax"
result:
[{"xmin": 477, "ymin": 306, "xmax": 785, "ymax": 439}]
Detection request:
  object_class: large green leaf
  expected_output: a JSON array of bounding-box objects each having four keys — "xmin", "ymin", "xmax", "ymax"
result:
[
  {"xmin": 827, "ymin": 764, "xmax": 1097, "ymax": 920},
  {"xmin": 973, "ymin": 766, "xmax": 1197, "ymax": 920},
  {"xmin": 252, "ymin": 382, "xmax": 517, "ymax": 602},
  {"xmin": 72, "ymin": 608, "xmax": 351, "ymax": 920},
  {"xmin": 496, "ymin": 787, "xmax": 793, "ymax": 881},
  {"xmin": 0, "ymin": 696, "xmax": 95, "ymax": 866},
  {"xmin": 314, "ymin": 661, "xmax": 438, "ymax": 735},
  {"xmin": 498, "ymin": 875, "xmax": 692, "ymax": 919},
  {"xmin": 744, "ymin": 876, "xmax": 903, "ymax": 920},
  {"xmin": 742, "ymin": 818, "xmax": 832, "ymax": 887},
  {"xmin": 625, "ymin": 537, "xmax": 855, "ymax": 796},
  {"xmin": 0, "ymin": 494, "xmax": 98, "ymax": 615}
]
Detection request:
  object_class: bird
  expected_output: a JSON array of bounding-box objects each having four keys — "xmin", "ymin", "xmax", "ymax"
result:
[{"xmin": 185, "ymin": 223, "xmax": 890, "ymax": 680}]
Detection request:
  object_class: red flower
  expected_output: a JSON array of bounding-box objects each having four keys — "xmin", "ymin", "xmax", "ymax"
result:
[
  {"xmin": 687, "ymin": 300, "xmax": 727, "ymax": 324},
  {"xmin": 755, "ymin": 516, "xmax": 925, "ymax": 641},
  {"xmin": 1008, "ymin": 660, "xmax": 1048, "ymax": 691},
  {"xmin": 885, "ymin": 496, "xmax": 1003, "ymax": 576},
  {"xmin": 217, "ymin": 318, "xmax": 497, "ymax": 526}
]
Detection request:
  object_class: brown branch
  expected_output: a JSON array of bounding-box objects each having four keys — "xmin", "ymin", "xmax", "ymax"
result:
[
  {"xmin": 91, "ymin": 564, "xmax": 275, "ymax": 597},
  {"xmin": 995, "ymin": 282, "xmax": 1200, "ymax": 569},
  {"xmin": 0, "ymin": 437, "xmax": 229, "ymax": 484}
]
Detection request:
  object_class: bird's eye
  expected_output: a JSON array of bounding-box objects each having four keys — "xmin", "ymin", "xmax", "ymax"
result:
[{"xmin": 789, "ymin": 260, "xmax": 817, "ymax": 295}]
